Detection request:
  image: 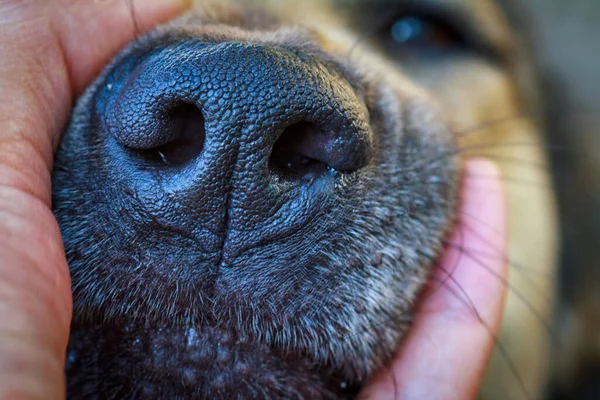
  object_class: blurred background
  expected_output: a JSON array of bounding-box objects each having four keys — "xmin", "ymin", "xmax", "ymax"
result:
[{"xmin": 513, "ymin": 0, "xmax": 600, "ymax": 398}]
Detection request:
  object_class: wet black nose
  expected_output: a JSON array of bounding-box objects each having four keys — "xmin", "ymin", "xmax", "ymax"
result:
[
  {"xmin": 99, "ymin": 41, "xmax": 372, "ymax": 242},
  {"xmin": 104, "ymin": 42, "xmax": 372, "ymax": 172}
]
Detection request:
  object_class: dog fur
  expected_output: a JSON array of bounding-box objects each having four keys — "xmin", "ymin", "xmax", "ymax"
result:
[{"xmin": 52, "ymin": 1, "xmax": 558, "ymax": 398}]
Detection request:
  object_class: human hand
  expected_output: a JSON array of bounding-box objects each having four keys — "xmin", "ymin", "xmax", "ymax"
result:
[{"xmin": 0, "ymin": 1, "xmax": 188, "ymax": 398}]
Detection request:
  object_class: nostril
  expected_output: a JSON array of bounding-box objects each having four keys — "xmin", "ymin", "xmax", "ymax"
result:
[
  {"xmin": 132, "ymin": 103, "xmax": 206, "ymax": 168},
  {"xmin": 269, "ymin": 122, "xmax": 329, "ymax": 180},
  {"xmin": 269, "ymin": 118, "xmax": 372, "ymax": 180}
]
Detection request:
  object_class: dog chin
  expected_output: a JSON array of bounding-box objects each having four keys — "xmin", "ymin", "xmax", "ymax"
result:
[{"xmin": 66, "ymin": 319, "xmax": 361, "ymax": 399}]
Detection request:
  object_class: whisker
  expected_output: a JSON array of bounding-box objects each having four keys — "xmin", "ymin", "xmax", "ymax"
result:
[
  {"xmin": 399, "ymin": 172, "xmax": 551, "ymax": 194},
  {"xmin": 467, "ymin": 173, "xmax": 553, "ymax": 190},
  {"xmin": 457, "ymin": 211, "xmax": 503, "ymax": 238},
  {"xmin": 460, "ymin": 219, "xmax": 554, "ymax": 278},
  {"xmin": 399, "ymin": 141, "xmax": 578, "ymax": 177},
  {"xmin": 444, "ymin": 239, "xmax": 552, "ymax": 301},
  {"xmin": 454, "ymin": 141, "xmax": 578, "ymax": 155},
  {"xmin": 442, "ymin": 242, "xmax": 559, "ymax": 346},
  {"xmin": 431, "ymin": 219, "xmax": 467, "ymax": 297},
  {"xmin": 470, "ymin": 154, "xmax": 549, "ymax": 170},
  {"xmin": 428, "ymin": 265, "xmax": 482, "ymax": 324},
  {"xmin": 453, "ymin": 114, "xmax": 527, "ymax": 138},
  {"xmin": 426, "ymin": 254, "xmax": 533, "ymax": 400}
]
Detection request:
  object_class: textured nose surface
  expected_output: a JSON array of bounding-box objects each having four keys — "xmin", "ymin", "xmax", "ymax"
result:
[{"xmin": 100, "ymin": 41, "xmax": 373, "ymax": 255}]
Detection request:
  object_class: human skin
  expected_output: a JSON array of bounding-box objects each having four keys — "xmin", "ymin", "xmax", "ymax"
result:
[{"xmin": 0, "ymin": 1, "xmax": 506, "ymax": 399}]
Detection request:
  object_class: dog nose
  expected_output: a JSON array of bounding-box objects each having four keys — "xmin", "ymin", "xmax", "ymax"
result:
[
  {"xmin": 104, "ymin": 41, "xmax": 372, "ymax": 172},
  {"xmin": 100, "ymin": 41, "xmax": 372, "ymax": 239}
]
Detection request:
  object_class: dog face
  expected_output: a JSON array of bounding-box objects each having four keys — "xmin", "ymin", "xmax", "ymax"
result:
[{"xmin": 52, "ymin": 0, "xmax": 557, "ymax": 398}]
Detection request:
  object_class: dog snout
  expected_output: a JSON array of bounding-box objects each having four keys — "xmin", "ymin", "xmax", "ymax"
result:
[{"xmin": 92, "ymin": 40, "xmax": 376, "ymax": 257}]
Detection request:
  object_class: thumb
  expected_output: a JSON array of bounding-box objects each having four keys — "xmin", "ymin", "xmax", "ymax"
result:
[{"xmin": 0, "ymin": 0, "xmax": 190, "ymax": 191}]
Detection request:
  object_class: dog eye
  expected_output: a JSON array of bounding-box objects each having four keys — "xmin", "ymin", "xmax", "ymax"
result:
[
  {"xmin": 391, "ymin": 17, "xmax": 458, "ymax": 45},
  {"xmin": 379, "ymin": 14, "xmax": 465, "ymax": 54}
]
